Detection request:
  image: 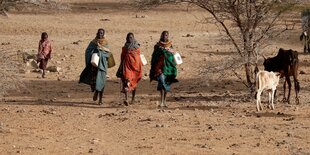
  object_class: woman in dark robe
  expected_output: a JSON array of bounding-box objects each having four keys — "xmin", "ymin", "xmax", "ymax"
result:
[
  {"xmin": 149, "ymin": 31, "xmax": 178, "ymax": 108},
  {"xmin": 79, "ymin": 28, "xmax": 110, "ymax": 105}
]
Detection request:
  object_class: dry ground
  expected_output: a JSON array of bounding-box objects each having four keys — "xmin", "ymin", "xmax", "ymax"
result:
[{"xmin": 1, "ymin": 1, "xmax": 310, "ymax": 155}]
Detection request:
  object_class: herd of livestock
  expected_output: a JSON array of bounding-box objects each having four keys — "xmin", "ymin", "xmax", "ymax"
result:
[
  {"xmin": 256, "ymin": 48, "xmax": 299, "ymax": 111},
  {"xmin": 256, "ymin": 10, "xmax": 309, "ymax": 111}
]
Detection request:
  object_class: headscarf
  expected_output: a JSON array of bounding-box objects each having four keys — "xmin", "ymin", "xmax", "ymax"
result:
[{"xmin": 124, "ymin": 32, "xmax": 140, "ymax": 50}]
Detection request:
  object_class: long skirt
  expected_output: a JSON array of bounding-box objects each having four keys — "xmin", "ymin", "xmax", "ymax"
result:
[{"xmin": 39, "ymin": 58, "xmax": 49, "ymax": 70}]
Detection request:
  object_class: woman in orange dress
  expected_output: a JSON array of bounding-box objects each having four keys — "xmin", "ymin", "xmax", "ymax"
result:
[{"xmin": 117, "ymin": 32, "xmax": 142, "ymax": 106}]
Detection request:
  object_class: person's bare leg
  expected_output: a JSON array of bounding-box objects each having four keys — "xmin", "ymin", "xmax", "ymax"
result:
[
  {"xmin": 98, "ymin": 91, "xmax": 103, "ymax": 105},
  {"xmin": 93, "ymin": 91, "xmax": 98, "ymax": 101},
  {"xmin": 131, "ymin": 89, "xmax": 136, "ymax": 104},
  {"xmin": 122, "ymin": 80, "xmax": 129, "ymax": 106},
  {"xmin": 163, "ymin": 91, "xmax": 167, "ymax": 107},
  {"xmin": 123, "ymin": 91, "xmax": 129, "ymax": 106},
  {"xmin": 159, "ymin": 89, "xmax": 165, "ymax": 107},
  {"xmin": 42, "ymin": 69, "xmax": 46, "ymax": 78}
]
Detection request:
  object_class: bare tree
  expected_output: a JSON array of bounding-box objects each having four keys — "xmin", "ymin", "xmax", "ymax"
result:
[{"xmin": 133, "ymin": 0, "xmax": 295, "ymax": 90}]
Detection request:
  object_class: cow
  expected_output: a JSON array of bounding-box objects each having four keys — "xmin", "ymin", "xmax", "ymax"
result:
[
  {"xmin": 256, "ymin": 71, "xmax": 281, "ymax": 112},
  {"xmin": 300, "ymin": 31, "xmax": 310, "ymax": 53},
  {"xmin": 263, "ymin": 48, "xmax": 300, "ymax": 104}
]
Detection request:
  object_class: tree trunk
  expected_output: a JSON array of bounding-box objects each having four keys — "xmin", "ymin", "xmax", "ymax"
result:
[
  {"xmin": 245, "ymin": 48, "xmax": 256, "ymax": 89},
  {"xmin": 245, "ymin": 62, "xmax": 252, "ymax": 87},
  {"xmin": 244, "ymin": 30, "xmax": 254, "ymax": 88}
]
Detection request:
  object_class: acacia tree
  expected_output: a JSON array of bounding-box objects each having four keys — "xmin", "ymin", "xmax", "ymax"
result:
[{"xmin": 133, "ymin": 0, "xmax": 294, "ymax": 89}]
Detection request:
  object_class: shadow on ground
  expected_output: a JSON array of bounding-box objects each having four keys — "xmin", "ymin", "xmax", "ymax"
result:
[{"xmin": 2, "ymin": 77, "xmax": 252, "ymax": 109}]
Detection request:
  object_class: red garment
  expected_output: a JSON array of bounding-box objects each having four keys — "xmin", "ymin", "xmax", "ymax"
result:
[
  {"xmin": 37, "ymin": 39, "xmax": 52, "ymax": 60},
  {"xmin": 120, "ymin": 47, "xmax": 143, "ymax": 92},
  {"xmin": 153, "ymin": 54, "xmax": 165, "ymax": 77},
  {"xmin": 38, "ymin": 59, "xmax": 49, "ymax": 70}
]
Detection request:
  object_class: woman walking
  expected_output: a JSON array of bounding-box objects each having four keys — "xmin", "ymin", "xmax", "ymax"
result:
[
  {"xmin": 149, "ymin": 31, "xmax": 178, "ymax": 108},
  {"xmin": 79, "ymin": 28, "xmax": 111, "ymax": 105},
  {"xmin": 116, "ymin": 32, "xmax": 142, "ymax": 106}
]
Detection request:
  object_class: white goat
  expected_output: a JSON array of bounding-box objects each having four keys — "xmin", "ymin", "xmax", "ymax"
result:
[{"xmin": 256, "ymin": 71, "xmax": 281, "ymax": 112}]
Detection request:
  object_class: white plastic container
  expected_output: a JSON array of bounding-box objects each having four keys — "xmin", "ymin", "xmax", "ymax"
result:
[
  {"xmin": 173, "ymin": 52, "xmax": 183, "ymax": 65},
  {"xmin": 91, "ymin": 53, "xmax": 99, "ymax": 67},
  {"xmin": 140, "ymin": 54, "xmax": 147, "ymax": 66}
]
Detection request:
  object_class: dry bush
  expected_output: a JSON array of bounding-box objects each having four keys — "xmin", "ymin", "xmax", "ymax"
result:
[
  {"xmin": 0, "ymin": 0, "xmax": 70, "ymax": 15},
  {"xmin": 0, "ymin": 49, "xmax": 25, "ymax": 98}
]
